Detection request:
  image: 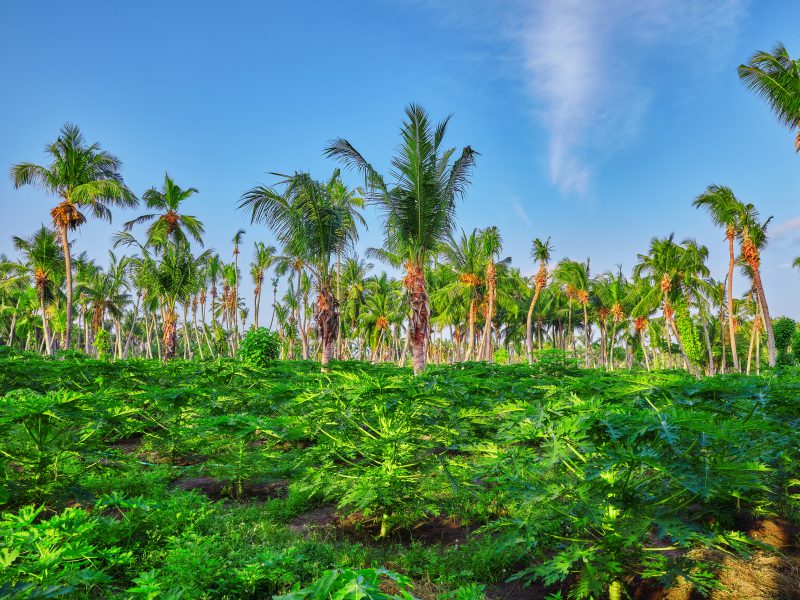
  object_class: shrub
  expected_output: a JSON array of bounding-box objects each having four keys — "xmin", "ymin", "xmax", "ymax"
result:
[
  {"xmin": 774, "ymin": 317, "xmax": 796, "ymax": 352},
  {"xmin": 238, "ymin": 328, "xmax": 280, "ymax": 366},
  {"xmin": 773, "ymin": 317, "xmax": 796, "ymax": 367},
  {"xmin": 93, "ymin": 328, "xmax": 111, "ymax": 360}
]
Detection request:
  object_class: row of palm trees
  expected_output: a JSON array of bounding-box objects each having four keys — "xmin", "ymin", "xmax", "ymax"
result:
[
  {"xmin": 0, "ymin": 192, "xmax": 781, "ymax": 376},
  {"xmin": 2, "ymin": 42, "xmax": 798, "ymax": 374}
]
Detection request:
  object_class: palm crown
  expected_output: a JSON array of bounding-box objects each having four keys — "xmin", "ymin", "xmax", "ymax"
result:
[{"xmin": 125, "ymin": 173, "xmax": 205, "ymax": 248}]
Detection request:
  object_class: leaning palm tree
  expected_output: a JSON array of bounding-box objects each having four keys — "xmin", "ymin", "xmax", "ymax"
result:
[
  {"xmin": 124, "ymin": 173, "xmax": 204, "ymax": 248},
  {"xmin": 525, "ymin": 237, "xmax": 553, "ymax": 365},
  {"xmin": 738, "ymin": 203, "xmax": 776, "ymax": 367},
  {"xmin": 241, "ymin": 172, "xmax": 354, "ymax": 368},
  {"xmin": 12, "ymin": 227, "xmax": 65, "ymax": 355},
  {"xmin": 738, "ymin": 43, "xmax": 800, "ymax": 152},
  {"xmin": 693, "ymin": 185, "xmax": 743, "ymax": 370},
  {"xmin": 10, "ymin": 124, "xmax": 137, "ymax": 349},
  {"xmin": 325, "ymin": 103, "xmax": 477, "ymax": 374}
]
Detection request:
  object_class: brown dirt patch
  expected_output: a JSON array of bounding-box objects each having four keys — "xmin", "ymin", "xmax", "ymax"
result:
[
  {"xmin": 287, "ymin": 505, "xmax": 339, "ymax": 534},
  {"xmin": 108, "ymin": 435, "xmax": 142, "ymax": 454},
  {"xmin": 171, "ymin": 477, "xmax": 287, "ymax": 501},
  {"xmin": 286, "ymin": 507, "xmax": 475, "ymax": 547}
]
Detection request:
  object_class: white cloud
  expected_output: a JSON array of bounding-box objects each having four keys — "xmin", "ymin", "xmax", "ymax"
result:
[
  {"xmin": 515, "ymin": 0, "xmax": 748, "ymax": 195},
  {"xmin": 415, "ymin": 0, "xmax": 749, "ymax": 196}
]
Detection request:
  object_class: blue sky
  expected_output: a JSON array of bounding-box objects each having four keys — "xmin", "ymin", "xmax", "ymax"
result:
[{"xmin": 2, "ymin": 0, "xmax": 800, "ymax": 318}]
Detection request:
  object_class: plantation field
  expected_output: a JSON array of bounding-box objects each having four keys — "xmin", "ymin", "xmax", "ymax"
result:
[{"xmin": 1, "ymin": 351, "xmax": 799, "ymax": 599}]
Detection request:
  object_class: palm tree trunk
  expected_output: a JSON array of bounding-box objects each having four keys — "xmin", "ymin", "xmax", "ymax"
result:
[
  {"xmin": 7, "ymin": 296, "xmax": 21, "ymax": 346},
  {"xmin": 193, "ymin": 308, "xmax": 205, "ymax": 360},
  {"xmin": 750, "ymin": 267, "xmax": 776, "ymax": 367},
  {"xmin": 583, "ymin": 303, "xmax": 590, "ymax": 367},
  {"xmin": 59, "ymin": 224, "xmax": 73, "ymax": 350},
  {"xmin": 756, "ymin": 324, "xmax": 761, "ymax": 375},
  {"xmin": 317, "ymin": 286, "xmax": 338, "ymax": 370},
  {"xmin": 39, "ymin": 288, "xmax": 53, "ymax": 355},
  {"xmin": 406, "ymin": 263, "xmax": 429, "ymax": 375},
  {"xmin": 115, "ymin": 318, "xmax": 123, "ymax": 359},
  {"xmin": 698, "ymin": 306, "xmax": 714, "ymax": 375},
  {"xmin": 727, "ymin": 234, "xmax": 739, "ymax": 370},
  {"xmin": 254, "ymin": 288, "xmax": 260, "ymax": 329},
  {"xmin": 525, "ymin": 287, "xmax": 541, "ymax": 366},
  {"xmin": 123, "ymin": 293, "xmax": 141, "ymax": 359},
  {"xmin": 182, "ymin": 305, "xmax": 190, "ymax": 359},
  {"xmin": 746, "ymin": 315, "xmax": 757, "ymax": 376},
  {"xmin": 269, "ymin": 285, "xmax": 277, "ymax": 331},
  {"xmin": 720, "ymin": 318, "xmax": 727, "ymax": 374},
  {"xmin": 465, "ymin": 298, "xmax": 476, "ymax": 361},
  {"xmin": 162, "ymin": 308, "xmax": 177, "ymax": 360},
  {"xmin": 296, "ymin": 269, "xmax": 309, "ymax": 359},
  {"xmin": 567, "ymin": 303, "xmax": 574, "ymax": 357},
  {"xmin": 640, "ymin": 330, "xmax": 651, "ymax": 371}
]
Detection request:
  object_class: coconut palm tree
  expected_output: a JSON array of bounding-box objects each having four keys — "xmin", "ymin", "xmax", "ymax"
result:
[
  {"xmin": 138, "ymin": 242, "xmax": 210, "ymax": 360},
  {"xmin": 12, "ymin": 227, "xmax": 65, "ymax": 355},
  {"xmin": 325, "ymin": 103, "xmax": 477, "ymax": 374},
  {"xmin": 555, "ymin": 258, "xmax": 591, "ymax": 366},
  {"xmin": 738, "ymin": 43, "xmax": 800, "ymax": 152},
  {"xmin": 525, "ymin": 237, "xmax": 553, "ymax": 365},
  {"xmin": 738, "ymin": 204, "xmax": 776, "ymax": 367},
  {"xmin": 241, "ymin": 171, "xmax": 356, "ymax": 368},
  {"xmin": 251, "ymin": 241, "xmax": 276, "ymax": 329},
  {"xmin": 693, "ymin": 185, "xmax": 744, "ymax": 370},
  {"xmin": 10, "ymin": 124, "xmax": 136, "ymax": 350},
  {"xmin": 124, "ymin": 173, "xmax": 204, "ymax": 248},
  {"xmin": 437, "ymin": 229, "xmax": 487, "ymax": 362},
  {"xmin": 477, "ymin": 226, "xmax": 510, "ymax": 362}
]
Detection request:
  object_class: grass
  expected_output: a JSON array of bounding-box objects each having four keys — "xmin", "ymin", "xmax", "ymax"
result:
[{"xmin": 0, "ymin": 348, "xmax": 798, "ymax": 599}]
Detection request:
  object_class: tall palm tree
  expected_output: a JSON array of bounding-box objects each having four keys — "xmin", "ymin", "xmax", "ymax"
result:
[
  {"xmin": 251, "ymin": 241, "xmax": 276, "ymax": 329},
  {"xmin": 738, "ymin": 43, "xmax": 800, "ymax": 152},
  {"xmin": 124, "ymin": 173, "xmax": 204, "ymax": 248},
  {"xmin": 693, "ymin": 185, "xmax": 743, "ymax": 370},
  {"xmin": 738, "ymin": 204, "xmax": 776, "ymax": 367},
  {"xmin": 231, "ymin": 229, "xmax": 245, "ymax": 343},
  {"xmin": 325, "ymin": 103, "xmax": 477, "ymax": 374},
  {"xmin": 10, "ymin": 124, "xmax": 136, "ymax": 349},
  {"xmin": 241, "ymin": 172, "xmax": 355, "ymax": 368},
  {"xmin": 437, "ymin": 229, "xmax": 487, "ymax": 362},
  {"xmin": 12, "ymin": 227, "xmax": 65, "ymax": 355},
  {"xmin": 525, "ymin": 237, "xmax": 553, "ymax": 365},
  {"xmin": 138, "ymin": 242, "xmax": 209, "ymax": 360},
  {"xmin": 477, "ymin": 227, "xmax": 510, "ymax": 362},
  {"xmin": 555, "ymin": 258, "xmax": 591, "ymax": 366}
]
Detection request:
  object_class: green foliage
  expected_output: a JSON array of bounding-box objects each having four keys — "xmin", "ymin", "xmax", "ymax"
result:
[
  {"xmin": 238, "ymin": 327, "xmax": 280, "ymax": 366},
  {"xmin": 0, "ymin": 504, "xmax": 133, "ymax": 597},
  {"xmin": 674, "ymin": 300, "xmax": 703, "ymax": 363},
  {"xmin": 0, "ymin": 355, "xmax": 797, "ymax": 599},
  {"xmin": 275, "ymin": 567, "xmax": 416, "ymax": 600},
  {"xmin": 792, "ymin": 329, "xmax": 800, "ymax": 362},
  {"xmin": 93, "ymin": 328, "xmax": 111, "ymax": 360},
  {"xmin": 491, "ymin": 348, "xmax": 509, "ymax": 365},
  {"xmin": 773, "ymin": 317, "xmax": 796, "ymax": 352}
]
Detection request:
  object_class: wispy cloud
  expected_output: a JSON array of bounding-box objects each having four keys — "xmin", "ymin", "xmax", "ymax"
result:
[
  {"xmin": 511, "ymin": 195, "xmax": 532, "ymax": 226},
  {"xmin": 772, "ymin": 216, "xmax": 800, "ymax": 240},
  {"xmin": 516, "ymin": 0, "xmax": 748, "ymax": 196},
  {"xmin": 416, "ymin": 0, "xmax": 749, "ymax": 196}
]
